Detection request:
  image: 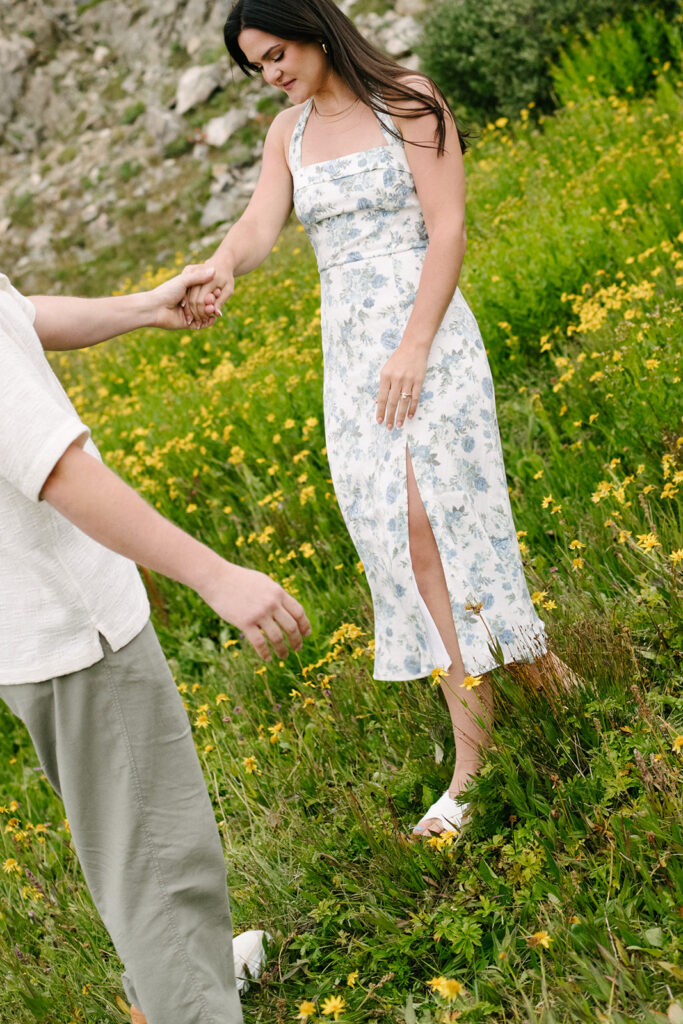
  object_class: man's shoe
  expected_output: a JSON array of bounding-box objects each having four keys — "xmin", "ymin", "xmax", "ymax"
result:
[{"xmin": 233, "ymin": 929, "xmax": 270, "ymax": 993}]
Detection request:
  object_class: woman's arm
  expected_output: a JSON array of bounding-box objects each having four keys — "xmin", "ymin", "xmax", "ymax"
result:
[
  {"xmin": 185, "ymin": 109, "xmax": 296, "ymax": 324},
  {"xmin": 376, "ymin": 81, "xmax": 467, "ymax": 430},
  {"xmin": 31, "ymin": 264, "xmax": 217, "ymax": 351}
]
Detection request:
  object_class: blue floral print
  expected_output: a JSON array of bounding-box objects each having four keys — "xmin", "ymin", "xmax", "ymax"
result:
[{"xmin": 290, "ymin": 100, "xmax": 546, "ymax": 679}]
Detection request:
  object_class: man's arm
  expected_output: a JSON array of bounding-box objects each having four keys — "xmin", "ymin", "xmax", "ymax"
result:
[
  {"xmin": 30, "ymin": 264, "xmax": 217, "ymax": 351},
  {"xmin": 40, "ymin": 443, "xmax": 311, "ymax": 660}
]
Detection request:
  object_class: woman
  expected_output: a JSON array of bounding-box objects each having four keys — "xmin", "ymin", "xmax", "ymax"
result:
[{"xmin": 187, "ymin": 0, "xmax": 551, "ymax": 836}]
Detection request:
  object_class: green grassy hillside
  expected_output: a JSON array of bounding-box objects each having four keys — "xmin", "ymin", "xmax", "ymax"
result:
[{"xmin": 0, "ymin": 19, "xmax": 681, "ymax": 1024}]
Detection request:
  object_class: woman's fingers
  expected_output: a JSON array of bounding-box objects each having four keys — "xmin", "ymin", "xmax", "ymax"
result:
[
  {"xmin": 376, "ymin": 374, "xmax": 391, "ymax": 424},
  {"xmin": 384, "ymin": 381, "xmax": 420, "ymax": 430}
]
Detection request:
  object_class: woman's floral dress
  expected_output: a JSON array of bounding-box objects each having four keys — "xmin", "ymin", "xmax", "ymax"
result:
[{"xmin": 290, "ymin": 99, "xmax": 546, "ymax": 680}]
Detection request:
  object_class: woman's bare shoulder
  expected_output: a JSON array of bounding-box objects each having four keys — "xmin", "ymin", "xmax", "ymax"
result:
[{"xmin": 266, "ymin": 103, "xmax": 307, "ymax": 151}]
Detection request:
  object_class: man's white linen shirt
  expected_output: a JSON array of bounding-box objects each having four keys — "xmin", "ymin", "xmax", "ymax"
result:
[{"xmin": 0, "ymin": 273, "xmax": 149, "ymax": 684}]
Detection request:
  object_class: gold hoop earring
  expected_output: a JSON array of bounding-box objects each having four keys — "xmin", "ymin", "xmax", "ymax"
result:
[{"xmin": 321, "ymin": 41, "xmax": 328, "ymax": 54}]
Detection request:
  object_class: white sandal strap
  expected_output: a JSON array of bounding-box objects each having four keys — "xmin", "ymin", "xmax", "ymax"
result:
[{"xmin": 413, "ymin": 790, "xmax": 468, "ymax": 834}]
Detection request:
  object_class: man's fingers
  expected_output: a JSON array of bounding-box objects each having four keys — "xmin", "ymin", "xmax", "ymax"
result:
[
  {"xmin": 243, "ymin": 625, "xmax": 271, "ymax": 661},
  {"xmin": 283, "ymin": 593, "xmax": 312, "ymax": 635},
  {"xmin": 257, "ymin": 617, "xmax": 290, "ymax": 660},
  {"xmin": 272, "ymin": 607, "xmax": 305, "ymax": 651}
]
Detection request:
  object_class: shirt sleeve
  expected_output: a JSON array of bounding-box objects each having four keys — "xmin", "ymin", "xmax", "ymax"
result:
[
  {"xmin": 0, "ymin": 334, "xmax": 90, "ymax": 503},
  {"xmin": 0, "ymin": 276, "xmax": 36, "ymax": 324}
]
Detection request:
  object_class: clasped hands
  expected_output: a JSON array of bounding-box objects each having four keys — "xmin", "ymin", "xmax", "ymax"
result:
[
  {"xmin": 150, "ymin": 263, "xmax": 229, "ymax": 330},
  {"xmin": 168, "ymin": 263, "xmax": 428, "ymax": 428}
]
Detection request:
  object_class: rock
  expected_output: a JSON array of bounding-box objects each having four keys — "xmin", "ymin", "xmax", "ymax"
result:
[
  {"xmin": 203, "ymin": 108, "xmax": 250, "ymax": 148},
  {"xmin": 27, "ymin": 223, "xmax": 54, "ymax": 252},
  {"xmin": 145, "ymin": 106, "xmax": 184, "ymax": 153},
  {"xmin": 381, "ymin": 15, "xmax": 422, "ymax": 58},
  {"xmin": 93, "ymin": 45, "xmax": 111, "ymax": 65},
  {"xmin": 0, "ymin": 35, "xmax": 36, "ymax": 135},
  {"xmin": 187, "ymin": 37, "xmax": 202, "ymax": 57},
  {"xmin": 402, "ymin": 53, "xmax": 422, "ymax": 72},
  {"xmin": 395, "ymin": 0, "xmax": 429, "ymax": 14},
  {"xmin": 0, "ymin": 218, "xmax": 11, "ymax": 235},
  {"xmin": 175, "ymin": 63, "xmax": 223, "ymax": 115},
  {"xmin": 82, "ymin": 202, "xmax": 100, "ymax": 224},
  {"xmin": 200, "ymin": 194, "xmax": 239, "ymax": 229}
]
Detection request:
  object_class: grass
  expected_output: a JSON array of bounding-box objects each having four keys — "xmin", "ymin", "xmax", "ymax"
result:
[{"xmin": 1, "ymin": 19, "xmax": 682, "ymax": 1024}]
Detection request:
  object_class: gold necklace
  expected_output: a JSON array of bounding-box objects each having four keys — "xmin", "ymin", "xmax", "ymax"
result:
[{"xmin": 311, "ymin": 96, "xmax": 360, "ymax": 121}]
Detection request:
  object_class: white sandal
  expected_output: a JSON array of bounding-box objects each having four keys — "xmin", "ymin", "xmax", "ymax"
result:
[{"xmin": 412, "ymin": 790, "xmax": 468, "ymax": 836}]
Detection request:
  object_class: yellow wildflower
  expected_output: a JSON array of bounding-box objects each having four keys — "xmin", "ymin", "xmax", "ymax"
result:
[
  {"xmin": 430, "ymin": 666, "xmax": 448, "ymax": 686},
  {"xmin": 347, "ymin": 970, "xmax": 359, "ymax": 987},
  {"xmin": 427, "ymin": 977, "xmax": 462, "ymax": 1000},
  {"xmin": 320, "ymin": 994, "xmax": 347, "ymax": 1019},
  {"xmin": 297, "ymin": 1001, "xmax": 317, "ymax": 1020},
  {"xmin": 461, "ymin": 675, "xmax": 483, "ymax": 690},
  {"xmin": 636, "ymin": 533, "xmax": 660, "ymax": 552},
  {"xmin": 243, "ymin": 756, "xmax": 258, "ymax": 774},
  {"xmin": 3, "ymin": 858, "xmax": 20, "ymax": 875},
  {"xmin": 527, "ymin": 930, "xmax": 552, "ymax": 949},
  {"xmin": 672, "ymin": 736, "xmax": 683, "ymax": 754},
  {"xmin": 670, "ymin": 549, "xmax": 683, "ymax": 565},
  {"xmin": 530, "ymin": 591, "xmax": 547, "ymax": 604}
]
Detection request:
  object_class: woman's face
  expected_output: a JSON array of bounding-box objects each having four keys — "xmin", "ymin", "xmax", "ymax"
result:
[{"xmin": 238, "ymin": 28, "xmax": 328, "ymax": 103}]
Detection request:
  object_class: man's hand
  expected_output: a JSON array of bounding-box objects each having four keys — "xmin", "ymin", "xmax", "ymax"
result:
[
  {"xmin": 32, "ymin": 264, "xmax": 221, "ymax": 351},
  {"xmin": 198, "ymin": 563, "xmax": 311, "ymax": 661},
  {"xmin": 152, "ymin": 264, "xmax": 219, "ymax": 330}
]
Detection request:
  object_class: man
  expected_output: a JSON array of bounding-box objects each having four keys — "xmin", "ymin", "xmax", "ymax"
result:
[{"xmin": 0, "ymin": 265, "xmax": 311, "ymax": 1024}]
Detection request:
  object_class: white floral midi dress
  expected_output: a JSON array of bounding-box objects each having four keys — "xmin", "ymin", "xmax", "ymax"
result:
[{"xmin": 290, "ymin": 99, "xmax": 546, "ymax": 680}]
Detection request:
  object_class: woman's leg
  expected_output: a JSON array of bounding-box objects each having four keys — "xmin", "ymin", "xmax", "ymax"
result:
[{"xmin": 406, "ymin": 451, "xmax": 493, "ymax": 834}]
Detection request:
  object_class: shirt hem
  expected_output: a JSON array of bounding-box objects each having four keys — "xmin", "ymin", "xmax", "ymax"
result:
[{"xmin": 0, "ymin": 608, "xmax": 150, "ymax": 686}]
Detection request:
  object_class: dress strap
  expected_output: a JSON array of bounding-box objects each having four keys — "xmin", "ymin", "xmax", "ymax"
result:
[
  {"xmin": 375, "ymin": 103, "xmax": 405, "ymax": 152},
  {"xmin": 288, "ymin": 99, "xmax": 314, "ymax": 173}
]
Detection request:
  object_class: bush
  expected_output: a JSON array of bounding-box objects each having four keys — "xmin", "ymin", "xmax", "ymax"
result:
[
  {"xmin": 121, "ymin": 100, "xmax": 146, "ymax": 125},
  {"xmin": 419, "ymin": 0, "xmax": 681, "ymax": 121},
  {"xmin": 552, "ymin": 9, "xmax": 683, "ymax": 104}
]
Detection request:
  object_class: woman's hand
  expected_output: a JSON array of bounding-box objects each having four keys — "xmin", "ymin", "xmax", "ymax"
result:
[
  {"xmin": 185, "ymin": 262, "xmax": 235, "ymax": 327},
  {"xmin": 376, "ymin": 345, "xmax": 429, "ymax": 430}
]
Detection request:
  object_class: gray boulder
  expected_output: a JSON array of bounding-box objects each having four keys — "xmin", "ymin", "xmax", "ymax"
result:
[
  {"xmin": 175, "ymin": 64, "xmax": 223, "ymax": 115},
  {"xmin": 204, "ymin": 108, "xmax": 250, "ymax": 148}
]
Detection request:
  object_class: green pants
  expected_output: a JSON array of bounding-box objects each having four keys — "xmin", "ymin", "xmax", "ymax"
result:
[{"xmin": 0, "ymin": 620, "xmax": 243, "ymax": 1024}]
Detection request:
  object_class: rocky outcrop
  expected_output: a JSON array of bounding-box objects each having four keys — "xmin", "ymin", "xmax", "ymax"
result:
[{"xmin": 0, "ymin": 0, "xmax": 426, "ymax": 292}]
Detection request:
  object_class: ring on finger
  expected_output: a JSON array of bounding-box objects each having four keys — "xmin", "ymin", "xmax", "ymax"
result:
[{"xmin": 400, "ymin": 392, "xmax": 412, "ymax": 400}]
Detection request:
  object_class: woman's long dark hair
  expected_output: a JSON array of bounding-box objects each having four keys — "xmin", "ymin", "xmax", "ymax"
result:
[{"xmin": 224, "ymin": 0, "xmax": 468, "ymax": 155}]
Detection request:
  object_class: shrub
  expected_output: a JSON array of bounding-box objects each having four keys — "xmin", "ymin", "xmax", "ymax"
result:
[
  {"xmin": 419, "ymin": 0, "xmax": 681, "ymax": 121},
  {"xmin": 552, "ymin": 8, "xmax": 683, "ymax": 104},
  {"xmin": 121, "ymin": 101, "xmax": 146, "ymax": 125},
  {"xmin": 162, "ymin": 134, "xmax": 193, "ymax": 159}
]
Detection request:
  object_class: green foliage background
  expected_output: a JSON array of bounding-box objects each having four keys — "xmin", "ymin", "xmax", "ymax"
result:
[{"xmin": 420, "ymin": 0, "xmax": 683, "ymax": 121}]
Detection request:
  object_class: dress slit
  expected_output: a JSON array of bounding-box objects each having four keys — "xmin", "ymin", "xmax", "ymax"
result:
[{"xmin": 405, "ymin": 443, "xmax": 455, "ymax": 675}]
